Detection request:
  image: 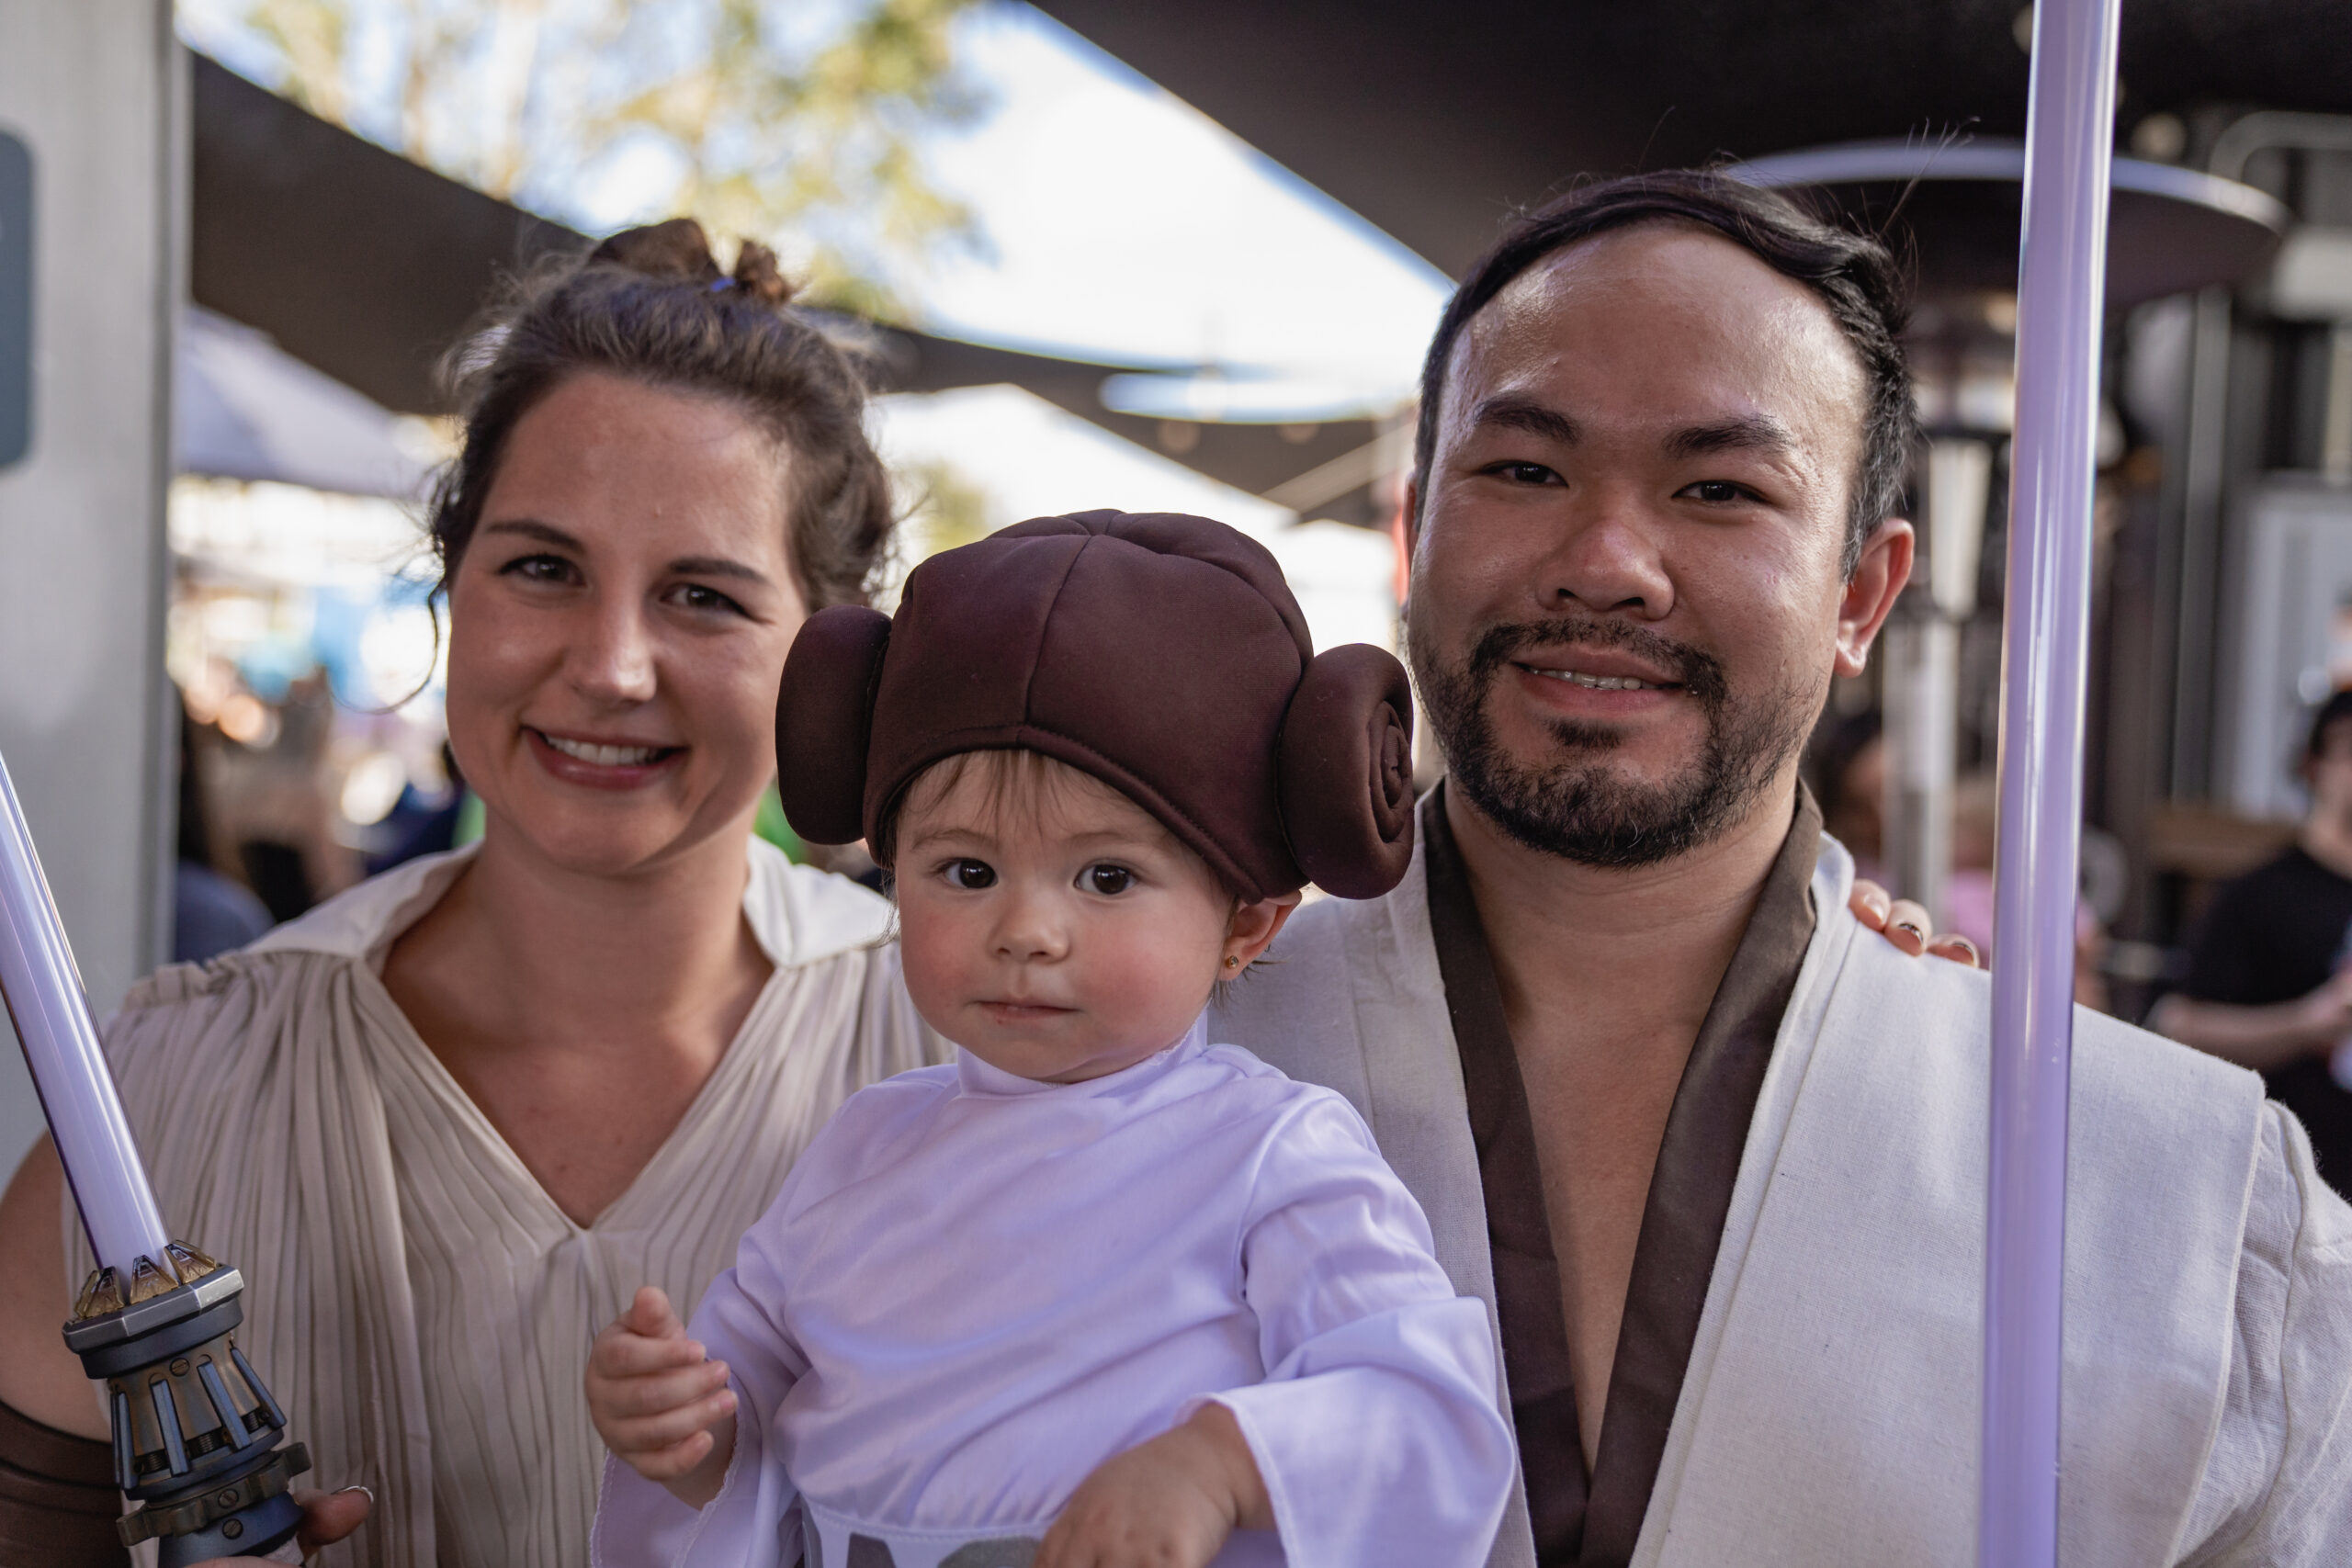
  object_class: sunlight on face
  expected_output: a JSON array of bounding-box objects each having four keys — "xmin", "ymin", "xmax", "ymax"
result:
[{"xmin": 892, "ymin": 751, "xmax": 1244, "ymax": 1083}]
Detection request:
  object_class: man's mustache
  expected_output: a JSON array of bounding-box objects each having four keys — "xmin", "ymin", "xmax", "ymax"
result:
[{"xmin": 1462, "ymin": 617, "xmax": 1730, "ymax": 707}]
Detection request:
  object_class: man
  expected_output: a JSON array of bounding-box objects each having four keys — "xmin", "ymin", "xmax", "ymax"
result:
[
  {"xmin": 2156, "ymin": 688, "xmax": 2352, "ymax": 1192},
  {"xmin": 1216, "ymin": 172, "xmax": 2352, "ymax": 1567}
]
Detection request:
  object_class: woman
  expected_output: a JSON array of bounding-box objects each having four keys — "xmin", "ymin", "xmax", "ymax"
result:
[{"xmin": 0, "ymin": 220, "xmax": 939, "ymax": 1567}]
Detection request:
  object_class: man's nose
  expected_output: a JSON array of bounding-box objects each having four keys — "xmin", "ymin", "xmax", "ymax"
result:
[
  {"xmin": 1533, "ymin": 490, "xmax": 1676, "ymax": 619},
  {"xmin": 568, "ymin": 594, "xmax": 659, "ymax": 705}
]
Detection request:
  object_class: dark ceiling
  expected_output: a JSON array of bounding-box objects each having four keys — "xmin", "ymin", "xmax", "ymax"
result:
[{"xmin": 1028, "ymin": 0, "xmax": 2352, "ymax": 276}]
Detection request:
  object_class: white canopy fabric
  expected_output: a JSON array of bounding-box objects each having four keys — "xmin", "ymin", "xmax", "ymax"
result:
[{"xmin": 175, "ymin": 305, "xmax": 436, "ymax": 500}]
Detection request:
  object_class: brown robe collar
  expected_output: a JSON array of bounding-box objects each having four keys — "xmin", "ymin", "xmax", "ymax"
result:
[{"xmin": 1422, "ymin": 784, "xmax": 1823, "ymax": 1567}]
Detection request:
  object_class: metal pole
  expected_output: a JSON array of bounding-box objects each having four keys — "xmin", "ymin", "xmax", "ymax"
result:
[
  {"xmin": 0, "ymin": 748, "xmax": 171, "ymax": 1277},
  {"xmin": 1981, "ymin": 0, "xmax": 2120, "ymax": 1561}
]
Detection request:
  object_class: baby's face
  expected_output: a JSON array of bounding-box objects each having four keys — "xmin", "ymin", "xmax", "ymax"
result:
[{"xmin": 894, "ymin": 756, "xmax": 1275, "ymax": 1083}]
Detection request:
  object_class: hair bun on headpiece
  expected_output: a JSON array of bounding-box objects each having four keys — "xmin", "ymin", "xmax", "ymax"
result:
[
  {"xmin": 774, "ymin": 510, "xmax": 1416, "ymax": 903},
  {"xmin": 1278, "ymin": 643, "xmax": 1416, "ymax": 898},
  {"xmin": 776, "ymin": 604, "xmax": 891, "ymax": 845}
]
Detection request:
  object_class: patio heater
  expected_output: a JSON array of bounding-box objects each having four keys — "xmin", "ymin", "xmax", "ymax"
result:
[{"xmin": 0, "ymin": 748, "xmax": 310, "ymax": 1564}]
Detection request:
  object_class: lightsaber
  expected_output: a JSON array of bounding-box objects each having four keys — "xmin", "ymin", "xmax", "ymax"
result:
[
  {"xmin": 1981, "ymin": 0, "xmax": 2120, "ymax": 1562},
  {"xmin": 0, "ymin": 747, "xmax": 311, "ymax": 1564}
]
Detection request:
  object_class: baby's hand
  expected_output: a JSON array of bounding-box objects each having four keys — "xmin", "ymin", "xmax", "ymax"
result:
[
  {"xmin": 1037, "ymin": 1404, "xmax": 1272, "ymax": 1568},
  {"xmin": 586, "ymin": 1286, "xmax": 738, "ymax": 1506}
]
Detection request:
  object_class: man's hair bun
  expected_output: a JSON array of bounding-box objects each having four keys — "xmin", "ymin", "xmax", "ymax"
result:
[
  {"xmin": 1277, "ymin": 643, "xmax": 1417, "ymax": 899},
  {"xmin": 587, "ymin": 218, "xmax": 797, "ymax": 305},
  {"xmin": 776, "ymin": 605, "xmax": 892, "ymax": 844}
]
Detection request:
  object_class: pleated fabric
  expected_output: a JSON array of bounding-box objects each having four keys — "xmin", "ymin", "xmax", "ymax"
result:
[{"xmin": 68, "ymin": 840, "xmax": 943, "ymax": 1568}]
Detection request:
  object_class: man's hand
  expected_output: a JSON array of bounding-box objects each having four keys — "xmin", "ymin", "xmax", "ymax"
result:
[
  {"xmin": 190, "ymin": 1483, "xmax": 372, "ymax": 1565},
  {"xmin": 1037, "ymin": 1403, "xmax": 1272, "ymax": 1568},
  {"xmin": 586, "ymin": 1286, "xmax": 738, "ymax": 1508},
  {"xmin": 1849, "ymin": 879, "xmax": 1981, "ymax": 966}
]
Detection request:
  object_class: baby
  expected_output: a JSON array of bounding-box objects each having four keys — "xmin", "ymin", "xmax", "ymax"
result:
[{"xmin": 588, "ymin": 511, "xmax": 1514, "ymax": 1568}]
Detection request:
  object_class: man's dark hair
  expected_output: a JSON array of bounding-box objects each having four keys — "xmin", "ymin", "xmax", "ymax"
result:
[{"xmin": 1412, "ymin": 169, "xmax": 1919, "ymax": 576}]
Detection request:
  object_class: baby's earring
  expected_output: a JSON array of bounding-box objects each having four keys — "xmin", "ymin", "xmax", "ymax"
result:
[{"xmin": 1223, "ymin": 954, "xmax": 1241, "ymax": 970}]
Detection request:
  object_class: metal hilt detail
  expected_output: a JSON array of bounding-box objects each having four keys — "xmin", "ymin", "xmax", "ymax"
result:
[{"xmin": 65, "ymin": 1242, "xmax": 311, "ymax": 1565}]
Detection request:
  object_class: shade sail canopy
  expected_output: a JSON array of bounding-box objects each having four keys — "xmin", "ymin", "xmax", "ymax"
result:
[
  {"xmin": 1029, "ymin": 0, "xmax": 2352, "ymax": 278},
  {"xmin": 176, "ymin": 306, "xmax": 435, "ymax": 499}
]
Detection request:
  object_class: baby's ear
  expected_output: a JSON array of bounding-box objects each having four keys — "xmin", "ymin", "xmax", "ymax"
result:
[
  {"xmin": 776, "ymin": 606, "xmax": 890, "ymax": 844},
  {"xmin": 1277, "ymin": 645, "xmax": 1416, "ymax": 898}
]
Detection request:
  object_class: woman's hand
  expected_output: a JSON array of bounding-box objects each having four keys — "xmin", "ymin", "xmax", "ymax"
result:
[
  {"xmin": 586, "ymin": 1286, "xmax": 738, "ymax": 1508},
  {"xmin": 1849, "ymin": 879, "xmax": 1981, "ymax": 966},
  {"xmin": 1037, "ymin": 1403, "xmax": 1271, "ymax": 1568},
  {"xmin": 190, "ymin": 1483, "xmax": 372, "ymax": 1565}
]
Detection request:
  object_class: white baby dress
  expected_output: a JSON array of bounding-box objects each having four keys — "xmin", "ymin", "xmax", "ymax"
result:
[{"xmin": 591, "ymin": 1016, "xmax": 1515, "ymax": 1568}]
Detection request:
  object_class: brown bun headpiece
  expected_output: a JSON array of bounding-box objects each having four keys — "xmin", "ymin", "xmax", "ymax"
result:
[{"xmin": 776, "ymin": 510, "xmax": 1415, "ymax": 901}]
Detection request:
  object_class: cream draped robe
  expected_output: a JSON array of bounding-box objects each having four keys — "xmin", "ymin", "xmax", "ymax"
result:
[
  {"xmin": 69, "ymin": 840, "xmax": 942, "ymax": 1568},
  {"xmin": 1209, "ymin": 829, "xmax": 2352, "ymax": 1567}
]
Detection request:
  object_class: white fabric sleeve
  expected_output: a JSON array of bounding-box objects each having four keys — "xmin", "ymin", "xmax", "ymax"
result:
[
  {"xmin": 2175, "ymin": 1104, "xmax": 2352, "ymax": 1566},
  {"xmin": 592, "ymin": 1239, "xmax": 813, "ymax": 1565},
  {"xmin": 1200, "ymin": 1094, "xmax": 1516, "ymax": 1568}
]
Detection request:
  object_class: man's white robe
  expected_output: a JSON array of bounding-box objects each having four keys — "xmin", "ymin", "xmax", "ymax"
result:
[{"xmin": 1211, "ymin": 830, "xmax": 2352, "ymax": 1566}]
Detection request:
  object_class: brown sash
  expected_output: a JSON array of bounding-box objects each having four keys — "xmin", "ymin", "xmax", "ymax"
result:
[
  {"xmin": 1422, "ymin": 785, "xmax": 1819, "ymax": 1566},
  {"xmin": 0, "ymin": 1395, "xmax": 127, "ymax": 1565}
]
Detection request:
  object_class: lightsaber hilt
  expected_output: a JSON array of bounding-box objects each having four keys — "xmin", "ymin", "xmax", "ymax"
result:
[
  {"xmin": 0, "ymin": 749, "xmax": 311, "ymax": 1562},
  {"xmin": 65, "ymin": 1245, "xmax": 311, "ymax": 1562}
]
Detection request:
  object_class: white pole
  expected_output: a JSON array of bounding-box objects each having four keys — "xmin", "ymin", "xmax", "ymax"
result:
[
  {"xmin": 0, "ymin": 748, "xmax": 171, "ymax": 1278},
  {"xmin": 1980, "ymin": 0, "xmax": 2120, "ymax": 1562}
]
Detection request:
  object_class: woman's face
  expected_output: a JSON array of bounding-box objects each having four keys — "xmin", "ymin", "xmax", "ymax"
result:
[{"xmin": 445, "ymin": 371, "xmax": 807, "ymax": 879}]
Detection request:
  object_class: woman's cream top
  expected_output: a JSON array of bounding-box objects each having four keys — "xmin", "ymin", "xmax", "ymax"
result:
[{"xmin": 68, "ymin": 840, "xmax": 942, "ymax": 1568}]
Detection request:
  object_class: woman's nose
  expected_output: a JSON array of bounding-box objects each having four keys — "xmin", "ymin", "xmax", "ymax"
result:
[{"xmin": 569, "ymin": 599, "xmax": 659, "ymax": 705}]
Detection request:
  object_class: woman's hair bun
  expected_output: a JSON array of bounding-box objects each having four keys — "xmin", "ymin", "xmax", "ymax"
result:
[
  {"xmin": 590, "ymin": 218, "xmax": 723, "ymax": 283},
  {"xmin": 1277, "ymin": 643, "xmax": 1417, "ymax": 899},
  {"xmin": 729, "ymin": 240, "xmax": 795, "ymax": 305},
  {"xmin": 776, "ymin": 605, "xmax": 892, "ymax": 844},
  {"xmin": 587, "ymin": 219, "xmax": 797, "ymax": 306}
]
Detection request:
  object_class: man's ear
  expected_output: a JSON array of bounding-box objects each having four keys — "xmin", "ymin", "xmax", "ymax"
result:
[{"xmin": 1836, "ymin": 518, "xmax": 1915, "ymax": 678}]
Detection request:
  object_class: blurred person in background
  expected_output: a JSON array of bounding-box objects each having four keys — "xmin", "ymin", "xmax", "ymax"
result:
[
  {"xmin": 2154, "ymin": 688, "xmax": 2352, "ymax": 1196},
  {"xmin": 0, "ymin": 220, "xmax": 937, "ymax": 1568},
  {"xmin": 173, "ymin": 698, "xmax": 275, "ymax": 964},
  {"xmin": 1941, "ymin": 772, "xmax": 2110, "ymax": 1011},
  {"xmin": 1812, "ymin": 708, "xmax": 1885, "ymax": 883}
]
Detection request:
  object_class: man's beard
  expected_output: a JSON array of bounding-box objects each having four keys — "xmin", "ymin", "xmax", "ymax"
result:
[{"xmin": 1409, "ymin": 612, "xmax": 1815, "ymax": 868}]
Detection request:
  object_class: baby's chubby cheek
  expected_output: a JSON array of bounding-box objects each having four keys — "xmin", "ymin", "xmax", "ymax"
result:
[{"xmin": 1075, "ymin": 931, "xmax": 1220, "ymax": 1046}]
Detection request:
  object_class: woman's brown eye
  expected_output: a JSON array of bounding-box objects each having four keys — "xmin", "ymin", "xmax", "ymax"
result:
[
  {"xmin": 1086, "ymin": 865, "xmax": 1134, "ymax": 896},
  {"xmin": 952, "ymin": 860, "xmax": 996, "ymax": 889}
]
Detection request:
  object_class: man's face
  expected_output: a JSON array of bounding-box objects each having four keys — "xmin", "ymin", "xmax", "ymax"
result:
[{"xmin": 1406, "ymin": 221, "xmax": 1910, "ymax": 866}]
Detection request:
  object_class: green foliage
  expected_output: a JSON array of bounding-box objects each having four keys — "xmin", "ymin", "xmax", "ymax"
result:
[{"xmin": 210, "ymin": 0, "xmax": 982, "ymax": 318}]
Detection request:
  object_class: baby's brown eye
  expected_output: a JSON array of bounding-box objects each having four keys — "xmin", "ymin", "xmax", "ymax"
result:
[
  {"xmin": 950, "ymin": 859, "xmax": 996, "ymax": 890},
  {"xmin": 1085, "ymin": 865, "xmax": 1135, "ymax": 896}
]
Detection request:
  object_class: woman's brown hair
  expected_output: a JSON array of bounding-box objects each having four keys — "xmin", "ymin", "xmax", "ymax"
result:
[{"xmin": 425, "ymin": 218, "xmax": 893, "ymax": 611}]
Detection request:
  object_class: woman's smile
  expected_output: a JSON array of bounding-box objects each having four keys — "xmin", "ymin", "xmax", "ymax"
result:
[{"xmin": 525, "ymin": 726, "xmax": 687, "ymax": 789}]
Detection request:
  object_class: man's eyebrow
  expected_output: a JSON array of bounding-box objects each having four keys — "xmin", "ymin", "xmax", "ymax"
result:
[
  {"xmin": 1664, "ymin": 413, "xmax": 1799, "ymax": 462},
  {"xmin": 1470, "ymin": 396, "xmax": 1581, "ymax": 446}
]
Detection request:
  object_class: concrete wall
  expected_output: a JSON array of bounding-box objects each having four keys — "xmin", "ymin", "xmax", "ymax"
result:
[{"xmin": 0, "ymin": 1, "xmax": 180, "ymax": 1175}]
